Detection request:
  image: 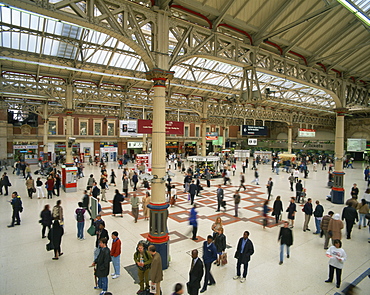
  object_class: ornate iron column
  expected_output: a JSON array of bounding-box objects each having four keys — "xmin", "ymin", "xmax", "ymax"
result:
[
  {"xmin": 146, "ymin": 69, "xmax": 174, "ymax": 270},
  {"xmin": 331, "ymin": 108, "xmax": 346, "ymax": 204}
]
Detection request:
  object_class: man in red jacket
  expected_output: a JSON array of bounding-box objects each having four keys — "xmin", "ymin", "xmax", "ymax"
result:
[{"xmin": 110, "ymin": 231, "xmax": 121, "ymax": 279}]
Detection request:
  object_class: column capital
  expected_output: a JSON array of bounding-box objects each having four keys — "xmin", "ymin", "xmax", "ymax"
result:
[
  {"xmin": 200, "ymin": 118, "xmax": 208, "ymax": 123},
  {"xmin": 334, "ymin": 108, "xmax": 348, "ymax": 115},
  {"xmin": 146, "ymin": 68, "xmax": 174, "ymax": 87}
]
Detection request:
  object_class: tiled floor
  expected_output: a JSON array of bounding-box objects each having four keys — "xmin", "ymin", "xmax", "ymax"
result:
[{"xmin": 0, "ymin": 160, "xmax": 369, "ymax": 295}]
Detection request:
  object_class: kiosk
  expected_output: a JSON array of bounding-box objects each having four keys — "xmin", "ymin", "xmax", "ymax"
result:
[
  {"xmin": 187, "ymin": 156, "xmax": 221, "ymax": 178},
  {"xmin": 61, "ymin": 164, "xmax": 78, "ymax": 193}
]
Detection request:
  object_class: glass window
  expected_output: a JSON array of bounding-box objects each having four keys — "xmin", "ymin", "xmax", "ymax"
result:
[
  {"xmin": 206, "ymin": 127, "xmax": 210, "ymax": 133},
  {"xmin": 107, "ymin": 122, "xmax": 114, "ymax": 136},
  {"xmin": 216, "ymin": 127, "xmax": 219, "ymax": 134},
  {"xmin": 80, "ymin": 121, "xmax": 87, "ymax": 135},
  {"xmin": 184, "ymin": 126, "xmax": 189, "ymax": 137},
  {"xmin": 48, "ymin": 121, "xmax": 56, "ymax": 135},
  {"xmin": 225, "ymin": 128, "xmax": 229, "ymax": 138},
  {"xmin": 195, "ymin": 126, "xmax": 200, "ymax": 137},
  {"xmin": 94, "ymin": 122, "xmax": 101, "ymax": 136}
]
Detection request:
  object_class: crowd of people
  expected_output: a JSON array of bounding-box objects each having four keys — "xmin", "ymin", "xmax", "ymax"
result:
[{"xmin": 3, "ymin": 152, "xmax": 370, "ymax": 294}]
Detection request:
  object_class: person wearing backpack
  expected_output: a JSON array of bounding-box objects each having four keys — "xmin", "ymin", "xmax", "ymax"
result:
[
  {"xmin": 134, "ymin": 241, "xmax": 153, "ymax": 293},
  {"xmin": 75, "ymin": 202, "xmax": 88, "ymax": 240},
  {"xmin": 52, "ymin": 200, "xmax": 63, "ymax": 223}
]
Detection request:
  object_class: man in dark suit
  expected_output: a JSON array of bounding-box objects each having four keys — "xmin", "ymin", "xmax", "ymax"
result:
[
  {"xmin": 216, "ymin": 185, "xmax": 224, "ymax": 212},
  {"xmin": 1, "ymin": 172, "xmax": 11, "ymax": 196},
  {"xmin": 342, "ymin": 202, "xmax": 359, "ymax": 239},
  {"xmin": 200, "ymin": 235, "xmax": 217, "ymax": 293},
  {"xmin": 233, "ymin": 231, "xmax": 254, "ymax": 283},
  {"xmin": 188, "ymin": 249, "xmax": 204, "ymax": 295},
  {"xmin": 91, "ymin": 182, "xmax": 100, "ymax": 199},
  {"xmin": 189, "ymin": 180, "xmax": 198, "ymax": 205}
]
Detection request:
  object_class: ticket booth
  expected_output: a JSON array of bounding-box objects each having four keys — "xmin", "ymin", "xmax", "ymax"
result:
[{"xmin": 61, "ymin": 164, "xmax": 78, "ymax": 193}]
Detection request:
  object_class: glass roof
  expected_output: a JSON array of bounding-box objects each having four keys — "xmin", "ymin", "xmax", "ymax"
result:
[
  {"xmin": 0, "ymin": 5, "xmax": 146, "ymax": 70},
  {"xmin": 0, "ymin": 4, "xmax": 336, "ymax": 110}
]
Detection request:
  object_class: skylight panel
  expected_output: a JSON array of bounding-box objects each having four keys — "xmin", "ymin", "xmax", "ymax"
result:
[
  {"xmin": 1, "ymin": 6, "xmax": 11, "ymax": 23},
  {"xmin": 21, "ymin": 11, "xmax": 29, "ymax": 27},
  {"xmin": 30, "ymin": 14, "xmax": 42, "ymax": 31},
  {"xmin": 20, "ymin": 33, "xmax": 29, "ymax": 51},
  {"xmin": 27, "ymin": 34, "xmax": 37, "ymax": 53},
  {"xmin": 11, "ymin": 31, "xmax": 19, "ymax": 49}
]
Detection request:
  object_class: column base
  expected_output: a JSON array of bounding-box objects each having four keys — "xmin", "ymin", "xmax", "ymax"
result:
[
  {"xmin": 147, "ymin": 203, "xmax": 169, "ymax": 270},
  {"xmin": 148, "ymin": 238, "xmax": 169, "ymax": 270},
  {"xmin": 331, "ymin": 188, "xmax": 345, "ymax": 204}
]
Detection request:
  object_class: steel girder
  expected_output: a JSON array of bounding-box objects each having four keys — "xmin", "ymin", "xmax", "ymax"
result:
[
  {"xmin": 0, "ymin": 71, "xmax": 335, "ymax": 127},
  {"xmin": 1, "ymin": 0, "xmax": 368, "ymax": 109}
]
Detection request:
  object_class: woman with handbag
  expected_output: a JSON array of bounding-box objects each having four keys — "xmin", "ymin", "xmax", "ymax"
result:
[
  {"xmin": 40, "ymin": 204, "xmax": 52, "ymax": 238},
  {"xmin": 286, "ymin": 197, "xmax": 297, "ymax": 228},
  {"xmin": 272, "ymin": 196, "xmax": 283, "ymax": 224},
  {"xmin": 48, "ymin": 219, "xmax": 64, "ymax": 260},
  {"xmin": 214, "ymin": 227, "xmax": 226, "ymax": 266},
  {"xmin": 25, "ymin": 176, "xmax": 35, "ymax": 199}
]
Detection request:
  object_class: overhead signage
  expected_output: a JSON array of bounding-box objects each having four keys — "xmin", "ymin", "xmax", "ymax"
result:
[
  {"xmin": 137, "ymin": 119, "xmax": 184, "ymax": 135},
  {"xmin": 119, "ymin": 120, "xmax": 142, "ymax": 137},
  {"xmin": 241, "ymin": 125, "xmax": 268, "ymax": 136},
  {"xmin": 128, "ymin": 142, "xmax": 143, "ymax": 149},
  {"xmin": 347, "ymin": 138, "xmax": 366, "ymax": 152},
  {"xmin": 248, "ymin": 138, "xmax": 258, "ymax": 146},
  {"xmin": 206, "ymin": 132, "xmax": 218, "ymax": 140},
  {"xmin": 13, "ymin": 145, "xmax": 38, "ymax": 149},
  {"xmin": 298, "ymin": 128, "xmax": 316, "ymax": 137}
]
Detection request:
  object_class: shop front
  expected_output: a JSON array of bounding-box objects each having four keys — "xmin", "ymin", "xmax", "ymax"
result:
[
  {"xmin": 166, "ymin": 141, "xmax": 178, "ymax": 154},
  {"xmin": 55, "ymin": 143, "xmax": 80, "ymax": 157},
  {"xmin": 79, "ymin": 142, "xmax": 94, "ymax": 163},
  {"xmin": 100, "ymin": 142, "xmax": 118, "ymax": 162},
  {"xmin": 185, "ymin": 142, "xmax": 197, "ymax": 156},
  {"xmin": 13, "ymin": 143, "xmax": 38, "ymax": 164},
  {"xmin": 128, "ymin": 141, "xmax": 143, "ymax": 157}
]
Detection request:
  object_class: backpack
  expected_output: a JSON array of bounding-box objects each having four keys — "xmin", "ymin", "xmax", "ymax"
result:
[
  {"xmin": 76, "ymin": 208, "xmax": 85, "ymax": 222},
  {"xmin": 52, "ymin": 206, "xmax": 59, "ymax": 219}
]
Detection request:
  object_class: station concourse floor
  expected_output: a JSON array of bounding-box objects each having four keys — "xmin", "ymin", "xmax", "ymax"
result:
[{"xmin": 0, "ymin": 159, "xmax": 369, "ymax": 295}]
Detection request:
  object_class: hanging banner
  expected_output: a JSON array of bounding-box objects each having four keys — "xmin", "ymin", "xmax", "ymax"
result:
[{"xmin": 137, "ymin": 119, "xmax": 184, "ymax": 135}]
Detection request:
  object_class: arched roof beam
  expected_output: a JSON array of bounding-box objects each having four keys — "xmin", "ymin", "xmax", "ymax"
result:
[{"xmin": 2, "ymin": 0, "xmax": 155, "ymax": 68}]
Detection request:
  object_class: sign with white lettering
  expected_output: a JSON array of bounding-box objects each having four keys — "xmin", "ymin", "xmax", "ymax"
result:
[
  {"xmin": 241, "ymin": 125, "xmax": 267, "ymax": 136},
  {"xmin": 128, "ymin": 142, "xmax": 143, "ymax": 149},
  {"xmin": 298, "ymin": 128, "xmax": 316, "ymax": 137}
]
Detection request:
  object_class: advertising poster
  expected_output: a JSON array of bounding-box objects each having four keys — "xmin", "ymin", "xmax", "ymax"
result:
[{"xmin": 137, "ymin": 119, "xmax": 184, "ymax": 135}]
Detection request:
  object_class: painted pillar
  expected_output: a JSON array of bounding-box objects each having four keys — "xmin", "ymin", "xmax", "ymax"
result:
[
  {"xmin": 201, "ymin": 101, "xmax": 208, "ymax": 157},
  {"xmin": 65, "ymin": 84, "xmax": 73, "ymax": 163},
  {"xmin": 146, "ymin": 69, "xmax": 174, "ymax": 270},
  {"xmin": 287, "ymin": 123, "xmax": 293, "ymax": 153},
  {"xmin": 331, "ymin": 108, "xmax": 346, "ymax": 204},
  {"xmin": 0, "ymin": 106, "xmax": 8, "ymax": 160},
  {"xmin": 43, "ymin": 102, "xmax": 48, "ymax": 159}
]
